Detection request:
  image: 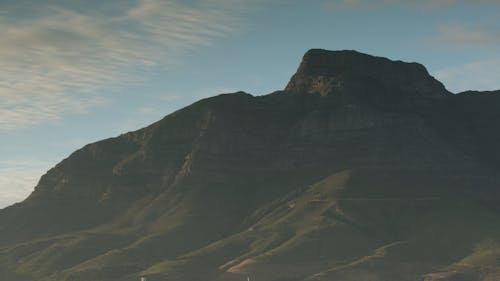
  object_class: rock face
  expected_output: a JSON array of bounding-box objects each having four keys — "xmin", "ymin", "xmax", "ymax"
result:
[
  {"xmin": 286, "ymin": 49, "xmax": 450, "ymax": 101},
  {"xmin": 1, "ymin": 50, "xmax": 500, "ymax": 281}
]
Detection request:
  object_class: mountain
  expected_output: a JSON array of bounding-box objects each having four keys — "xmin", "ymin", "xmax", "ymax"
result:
[{"xmin": 2, "ymin": 49, "xmax": 500, "ymax": 281}]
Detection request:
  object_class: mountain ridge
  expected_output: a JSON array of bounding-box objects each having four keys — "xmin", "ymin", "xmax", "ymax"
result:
[{"xmin": 1, "ymin": 49, "xmax": 500, "ymax": 281}]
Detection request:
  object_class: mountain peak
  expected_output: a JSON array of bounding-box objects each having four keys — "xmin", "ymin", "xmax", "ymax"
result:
[{"xmin": 285, "ymin": 49, "xmax": 450, "ymax": 101}]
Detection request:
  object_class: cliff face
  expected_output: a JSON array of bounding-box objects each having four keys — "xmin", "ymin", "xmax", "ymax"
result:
[
  {"xmin": 1, "ymin": 50, "xmax": 500, "ymax": 281},
  {"xmin": 286, "ymin": 50, "xmax": 450, "ymax": 104}
]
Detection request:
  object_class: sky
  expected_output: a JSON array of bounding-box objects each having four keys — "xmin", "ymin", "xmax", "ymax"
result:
[{"xmin": 1, "ymin": 0, "xmax": 500, "ymax": 208}]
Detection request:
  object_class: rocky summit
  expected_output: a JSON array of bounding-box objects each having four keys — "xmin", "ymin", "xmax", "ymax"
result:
[
  {"xmin": 1, "ymin": 49, "xmax": 500, "ymax": 281},
  {"xmin": 286, "ymin": 49, "xmax": 450, "ymax": 100}
]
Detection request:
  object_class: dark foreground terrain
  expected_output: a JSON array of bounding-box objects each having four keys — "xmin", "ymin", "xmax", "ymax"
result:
[{"xmin": 2, "ymin": 49, "xmax": 500, "ymax": 281}]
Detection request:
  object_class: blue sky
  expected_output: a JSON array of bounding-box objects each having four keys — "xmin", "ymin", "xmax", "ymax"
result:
[{"xmin": 1, "ymin": 0, "xmax": 500, "ymax": 208}]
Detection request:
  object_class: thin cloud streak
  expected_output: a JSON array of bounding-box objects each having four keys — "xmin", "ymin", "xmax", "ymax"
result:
[
  {"xmin": 433, "ymin": 24, "xmax": 500, "ymax": 48},
  {"xmin": 434, "ymin": 58, "xmax": 500, "ymax": 92},
  {"xmin": 0, "ymin": 0, "xmax": 253, "ymax": 131}
]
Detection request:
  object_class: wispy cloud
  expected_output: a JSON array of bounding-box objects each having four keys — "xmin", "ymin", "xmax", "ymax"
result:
[
  {"xmin": 0, "ymin": 0, "xmax": 255, "ymax": 131},
  {"xmin": 0, "ymin": 159, "xmax": 53, "ymax": 208},
  {"xmin": 432, "ymin": 24, "xmax": 500, "ymax": 48},
  {"xmin": 434, "ymin": 58, "xmax": 500, "ymax": 92}
]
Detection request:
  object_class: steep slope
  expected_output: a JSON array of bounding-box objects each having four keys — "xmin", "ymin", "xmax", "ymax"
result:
[{"xmin": 1, "ymin": 50, "xmax": 500, "ymax": 281}]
